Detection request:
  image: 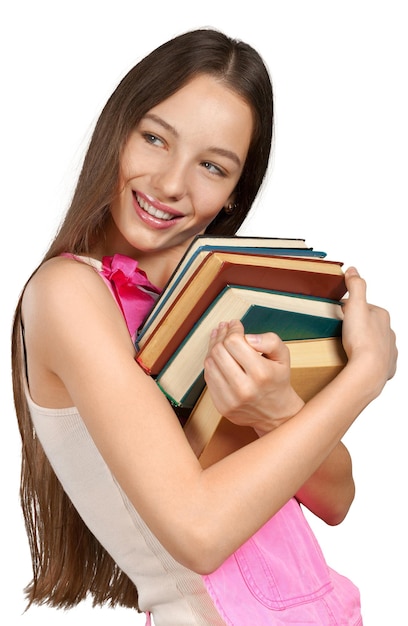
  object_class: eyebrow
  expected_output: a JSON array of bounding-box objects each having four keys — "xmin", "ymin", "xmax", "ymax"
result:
[
  {"xmin": 207, "ymin": 146, "xmax": 242, "ymax": 168},
  {"xmin": 144, "ymin": 113, "xmax": 178, "ymax": 136},
  {"xmin": 143, "ymin": 113, "xmax": 242, "ymax": 168}
]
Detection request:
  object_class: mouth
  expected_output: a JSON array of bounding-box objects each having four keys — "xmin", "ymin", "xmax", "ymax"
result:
[{"xmin": 134, "ymin": 192, "xmax": 179, "ymax": 221}]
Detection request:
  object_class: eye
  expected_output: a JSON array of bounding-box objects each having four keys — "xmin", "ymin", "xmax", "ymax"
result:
[
  {"xmin": 142, "ymin": 132, "xmax": 165, "ymax": 147},
  {"xmin": 201, "ymin": 161, "xmax": 225, "ymax": 177}
]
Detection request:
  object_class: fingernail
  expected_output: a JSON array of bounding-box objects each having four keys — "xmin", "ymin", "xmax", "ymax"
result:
[{"xmin": 246, "ymin": 334, "xmax": 260, "ymax": 345}]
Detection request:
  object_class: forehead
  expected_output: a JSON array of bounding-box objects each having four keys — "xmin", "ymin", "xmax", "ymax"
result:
[{"xmin": 145, "ymin": 74, "xmax": 253, "ymax": 160}]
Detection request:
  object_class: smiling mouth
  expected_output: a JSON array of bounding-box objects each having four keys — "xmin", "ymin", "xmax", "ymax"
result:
[{"xmin": 135, "ymin": 193, "xmax": 176, "ymax": 221}]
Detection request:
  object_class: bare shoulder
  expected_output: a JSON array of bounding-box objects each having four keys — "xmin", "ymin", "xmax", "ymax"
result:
[
  {"xmin": 22, "ymin": 256, "xmax": 136, "ymax": 406},
  {"xmin": 22, "ymin": 255, "xmax": 133, "ymax": 354},
  {"xmin": 24, "ymin": 255, "xmax": 104, "ymax": 304},
  {"xmin": 23, "ymin": 256, "xmax": 120, "ymax": 323}
]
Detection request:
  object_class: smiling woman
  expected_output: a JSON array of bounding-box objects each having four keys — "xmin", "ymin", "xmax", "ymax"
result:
[
  {"xmin": 103, "ymin": 74, "xmax": 253, "ymax": 282},
  {"xmin": 10, "ymin": 27, "xmax": 397, "ymax": 626}
]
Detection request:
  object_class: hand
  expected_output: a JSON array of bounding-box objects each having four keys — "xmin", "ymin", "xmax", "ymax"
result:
[
  {"xmin": 341, "ymin": 267, "xmax": 397, "ymax": 397},
  {"xmin": 204, "ymin": 320, "xmax": 304, "ymax": 435}
]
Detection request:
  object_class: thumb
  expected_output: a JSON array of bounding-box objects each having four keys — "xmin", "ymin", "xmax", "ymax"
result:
[
  {"xmin": 344, "ymin": 267, "xmax": 367, "ymax": 303},
  {"xmin": 246, "ymin": 331, "xmax": 289, "ymax": 362}
]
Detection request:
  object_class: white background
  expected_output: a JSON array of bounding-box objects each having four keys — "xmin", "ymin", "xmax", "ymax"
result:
[{"xmin": 1, "ymin": 1, "xmax": 407, "ymax": 624}]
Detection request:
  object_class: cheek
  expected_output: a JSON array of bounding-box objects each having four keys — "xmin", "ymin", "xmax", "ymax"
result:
[
  {"xmin": 118, "ymin": 141, "xmax": 144, "ymax": 186},
  {"xmin": 120, "ymin": 152, "xmax": 139, "ymax": 186},
  {"xmin": 195, "ymin": 201, "xmax": 223, "ymax": 225},
  {"xmin": 110, "ymin": 183, "xmax": 130, "ymax": 224},
  {"xmin": 192, "ymin": 184, "xmax": 230, "ymax": 222}
]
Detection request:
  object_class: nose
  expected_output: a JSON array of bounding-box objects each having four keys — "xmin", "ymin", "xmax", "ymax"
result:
[{"xmin": 152, "ymin": 154, "xmax": 188, "ymax": 202}]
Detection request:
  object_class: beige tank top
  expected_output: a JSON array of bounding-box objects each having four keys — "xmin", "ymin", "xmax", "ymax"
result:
[{"xmin": 24, "ymin": 385, "xmax": 225, "ymax": 626}]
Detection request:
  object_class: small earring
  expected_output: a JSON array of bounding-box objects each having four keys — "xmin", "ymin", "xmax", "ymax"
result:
[{"xmin": 225, "ymin": 202, "xmax": 237, "ymax": 215}]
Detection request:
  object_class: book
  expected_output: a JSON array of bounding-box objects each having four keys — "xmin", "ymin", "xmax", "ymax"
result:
[
  {"xmin": 184, "ymin": 336, "xmax": 348, "ymax": 467},
  {"xmin": 156, "ymin": 285, "xmax": 344, "ymax": 408},
  {"xmin": 136, "ymin": 235, "xmax": 327, "ymax": 348},
  {"xmin": 136, "ymin": 250, "xmax": 346, "ymax": 375}
]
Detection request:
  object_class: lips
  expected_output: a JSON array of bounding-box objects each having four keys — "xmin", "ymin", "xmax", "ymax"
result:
[{"xmin": 134, "ymin": 192, "xmax": 180, "ymax": 221}]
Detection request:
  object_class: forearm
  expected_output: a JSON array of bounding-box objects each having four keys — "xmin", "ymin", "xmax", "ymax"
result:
[
  {"xmin": 295, "ymin": 441, "xmax": 355, "ymax": 525},
  {"xmin": 255, "ymin": 390, "xmax": 356, "ymax": 525},
  {"xmin": 196, "ymin": 359, "xmax": 379, "ymax": 565},
  {"xmin": 253, "ymin": 388, "xmax": 355, "ymax": 526}
]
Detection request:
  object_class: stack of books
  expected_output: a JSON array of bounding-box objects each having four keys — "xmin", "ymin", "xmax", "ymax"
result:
[{"xmin": 135, "ymin": 235, "xmax": 347, "ymax": 467}]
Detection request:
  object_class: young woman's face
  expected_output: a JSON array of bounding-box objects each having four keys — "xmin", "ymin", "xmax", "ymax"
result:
[{"xmin": 108, "ymin": 73, "xmax": 253, "ymax": 257}]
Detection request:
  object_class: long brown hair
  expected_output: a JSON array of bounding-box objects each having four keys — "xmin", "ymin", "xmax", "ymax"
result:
[{"xmin": 12, "ymin": 28, "xmax": 274, "ymax": 610}]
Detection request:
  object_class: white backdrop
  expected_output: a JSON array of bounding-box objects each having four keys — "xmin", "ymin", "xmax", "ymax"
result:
[{"xmin": 1, "ymin": 1, "xmax": 406, "ymax": 624}]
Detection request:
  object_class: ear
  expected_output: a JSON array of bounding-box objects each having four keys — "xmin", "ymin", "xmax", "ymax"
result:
[
  {"xmin": 224, "ymin": 192, "xmax": 236, "ymax": 208},
  {"xmin": 224, "ymin": 195, "xmax": 237, "ymax": 215}
]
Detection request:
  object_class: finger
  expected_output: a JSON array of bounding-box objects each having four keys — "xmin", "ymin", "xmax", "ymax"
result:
[
  {"xmin": 207, "ymin": 321, "xmax": 229, "ymax": 353},
  {"xmin": 206, "ymin": 332, "xmax": 248, "ymax": 377},
  {"xmin": 207, "ymin": 319, "xmax": 244, "ymax": 352},
  {"xmin": 344, "ymin": 267, "xmax": 367, "ymax": 302},
  {"xmin": 226, "ymin": 319, "xmax": 245, "ymax": 332},
  {"xmin": 205, "ymin": 321, "xmax": 255, "ymax": 387},
  {"xmin": 245, "ymin": 332, "xmax": 290, "ymax": 364},
  {"xmin": 204, "ymin": 342, "xmax": 251, "ymax": 406},
  {"xmin": 211, "ymin": 331, "xmax": 287, "ymax": 395}
]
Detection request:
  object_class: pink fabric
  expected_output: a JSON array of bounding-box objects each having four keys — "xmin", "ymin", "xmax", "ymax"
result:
[
  {"xmin": 61, "ymin": 253, "xmax": 161, "ymax": 340},
  {"xmin": 203, "ymin": 498, "xmax": 363, "ymax": 625},
  {"xmin": 100, "ymin": 254, "xmax": 161, "ymax": 340}
]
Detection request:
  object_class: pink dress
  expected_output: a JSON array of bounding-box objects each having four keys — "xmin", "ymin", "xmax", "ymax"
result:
[
  {"xmin": 203, "ymin": 498, "xmax": 362, "ymax": 625},
  {"xmin": 60, "ymin": 253, "xmax": 364, "ymax": 625}
]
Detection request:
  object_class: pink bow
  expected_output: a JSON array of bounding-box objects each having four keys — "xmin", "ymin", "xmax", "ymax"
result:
[{"xmin": 101, "ymin": 254, "xmax": 161, "ymax": 340}]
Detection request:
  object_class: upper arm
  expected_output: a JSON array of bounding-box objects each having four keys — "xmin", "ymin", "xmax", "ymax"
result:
[{"xmin": 22, "ymin": 257, "xmax": 205, "ymax": 559}]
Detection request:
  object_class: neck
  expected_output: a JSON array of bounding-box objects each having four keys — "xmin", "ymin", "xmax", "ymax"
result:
[
  {"xmin": 89, "ymin": 215, "xmax": 195, "ymax": 289},
  {"xmin": 89, "ymin": 242, "xmax": 190, "ymax": 290},
  {"xmin": 134, "ymin": 247, "xmax": 188, "ymax": 289}
]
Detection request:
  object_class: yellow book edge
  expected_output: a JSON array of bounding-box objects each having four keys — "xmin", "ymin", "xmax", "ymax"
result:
[{"xmin": 183, "ymin": 337, "xmax": 347, "ymax": 468}]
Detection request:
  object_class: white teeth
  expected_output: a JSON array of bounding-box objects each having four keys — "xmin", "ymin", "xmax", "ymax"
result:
[{"xmin": 136, "ymin": 194, "xmax": 174, "ymax": 220}]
